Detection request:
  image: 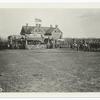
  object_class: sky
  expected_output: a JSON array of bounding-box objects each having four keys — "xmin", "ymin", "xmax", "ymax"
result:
[{"xmin": 0, "ymin": 8, "xmax": 100, "ymax": 38}]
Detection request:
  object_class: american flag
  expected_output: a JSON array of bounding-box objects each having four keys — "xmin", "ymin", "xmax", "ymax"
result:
[{"xmin": 35, "ymin": 18, "xmax": 42, "ymax": 22}]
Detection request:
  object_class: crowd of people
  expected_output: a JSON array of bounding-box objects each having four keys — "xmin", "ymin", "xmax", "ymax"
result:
[
  {"xmin": 61, "ymin": 38, "xmax": 100, "ymax": 52},
  {"xmin": 0, "ymin": 36, "xmax": 100, "ymax": 52}
]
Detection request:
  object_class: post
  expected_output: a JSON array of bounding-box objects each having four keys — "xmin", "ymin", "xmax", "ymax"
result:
[
  {"xmin": 53, "ymin": 40, "xmax": 55, "ymax": 48},
  {"xmin": 25, "ymin": 38, "xmax": 28, "ymax": 49}
]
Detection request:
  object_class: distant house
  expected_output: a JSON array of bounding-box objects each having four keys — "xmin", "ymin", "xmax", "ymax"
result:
[{"xmin": 20, "ymin": 23, "xmax": 63, "ymax": 49}]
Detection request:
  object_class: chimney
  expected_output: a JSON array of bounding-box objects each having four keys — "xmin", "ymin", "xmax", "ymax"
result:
[
  {"xmin": 55, "ymin": 25, "xmax": 58, "ymax": 28},
  {"xmin": 26, "ymin": 23, "xmax": 28, "ymax": 27},
  {"xmin": 36, "ymin": 24, "xmax": 38, "ymax": 27},
  {"xmin": 50, "ymin": 24, "xmax": 53, "ymax": 28},
  {"xmin": 39, "ymin": 24, "xmax": 41, "ymax": 27}
]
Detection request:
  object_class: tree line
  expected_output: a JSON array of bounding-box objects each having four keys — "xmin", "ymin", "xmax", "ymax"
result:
[{"xmin": 0, "ymin": 37, "xmax": 8, "ymax": 49}]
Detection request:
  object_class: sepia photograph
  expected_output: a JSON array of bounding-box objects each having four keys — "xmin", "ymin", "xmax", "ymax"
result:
[{"xmin": 0, "ymin": 3, "xmax": 100, "ymax": 95}]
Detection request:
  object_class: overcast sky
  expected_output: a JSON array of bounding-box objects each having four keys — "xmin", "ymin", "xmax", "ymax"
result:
[{"xmin": 0, "ymin": 8, "xmax": 100, "ymax": 38}]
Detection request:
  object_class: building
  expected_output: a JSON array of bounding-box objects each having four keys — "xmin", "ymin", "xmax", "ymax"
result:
[{"xmin": 20, "ymin": 23, "xmax": 63, "ymax": 49}]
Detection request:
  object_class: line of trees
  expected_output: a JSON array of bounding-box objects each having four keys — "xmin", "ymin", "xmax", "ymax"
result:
[{"xmin": 0, "ymin": 37, "xmax": 8, "ymax": 50}]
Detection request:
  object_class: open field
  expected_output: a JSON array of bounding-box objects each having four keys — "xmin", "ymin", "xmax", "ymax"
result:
[{"xmin": 0, "ymin": 49, "xmax": 100, "ymax": 92}]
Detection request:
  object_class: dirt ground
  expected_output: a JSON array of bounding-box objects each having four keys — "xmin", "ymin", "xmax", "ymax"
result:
[{"xmin": 0, "ymin": 48, "xmax": 100, "ymax": 92}]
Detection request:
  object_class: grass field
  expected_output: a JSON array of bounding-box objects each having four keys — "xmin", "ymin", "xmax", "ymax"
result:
[{"xmin": 0, "ymin": 48, "xmax": 100, "ymax": 92}]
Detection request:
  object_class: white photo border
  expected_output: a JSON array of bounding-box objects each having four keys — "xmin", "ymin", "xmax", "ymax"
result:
[{"xmin": 0, "ymin": 2, "xmax": 100, "ymax": 98}]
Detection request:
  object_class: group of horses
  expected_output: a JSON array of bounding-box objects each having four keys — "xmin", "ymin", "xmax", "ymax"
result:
[{"xmin": 69, "ymin": 39, "xmax": 100, "ymax": 52}]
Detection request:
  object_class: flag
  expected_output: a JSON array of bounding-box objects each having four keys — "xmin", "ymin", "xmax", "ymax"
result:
[{"xmin": 35, "ymin": 18, "xmax": 42, "ymax": 22}]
